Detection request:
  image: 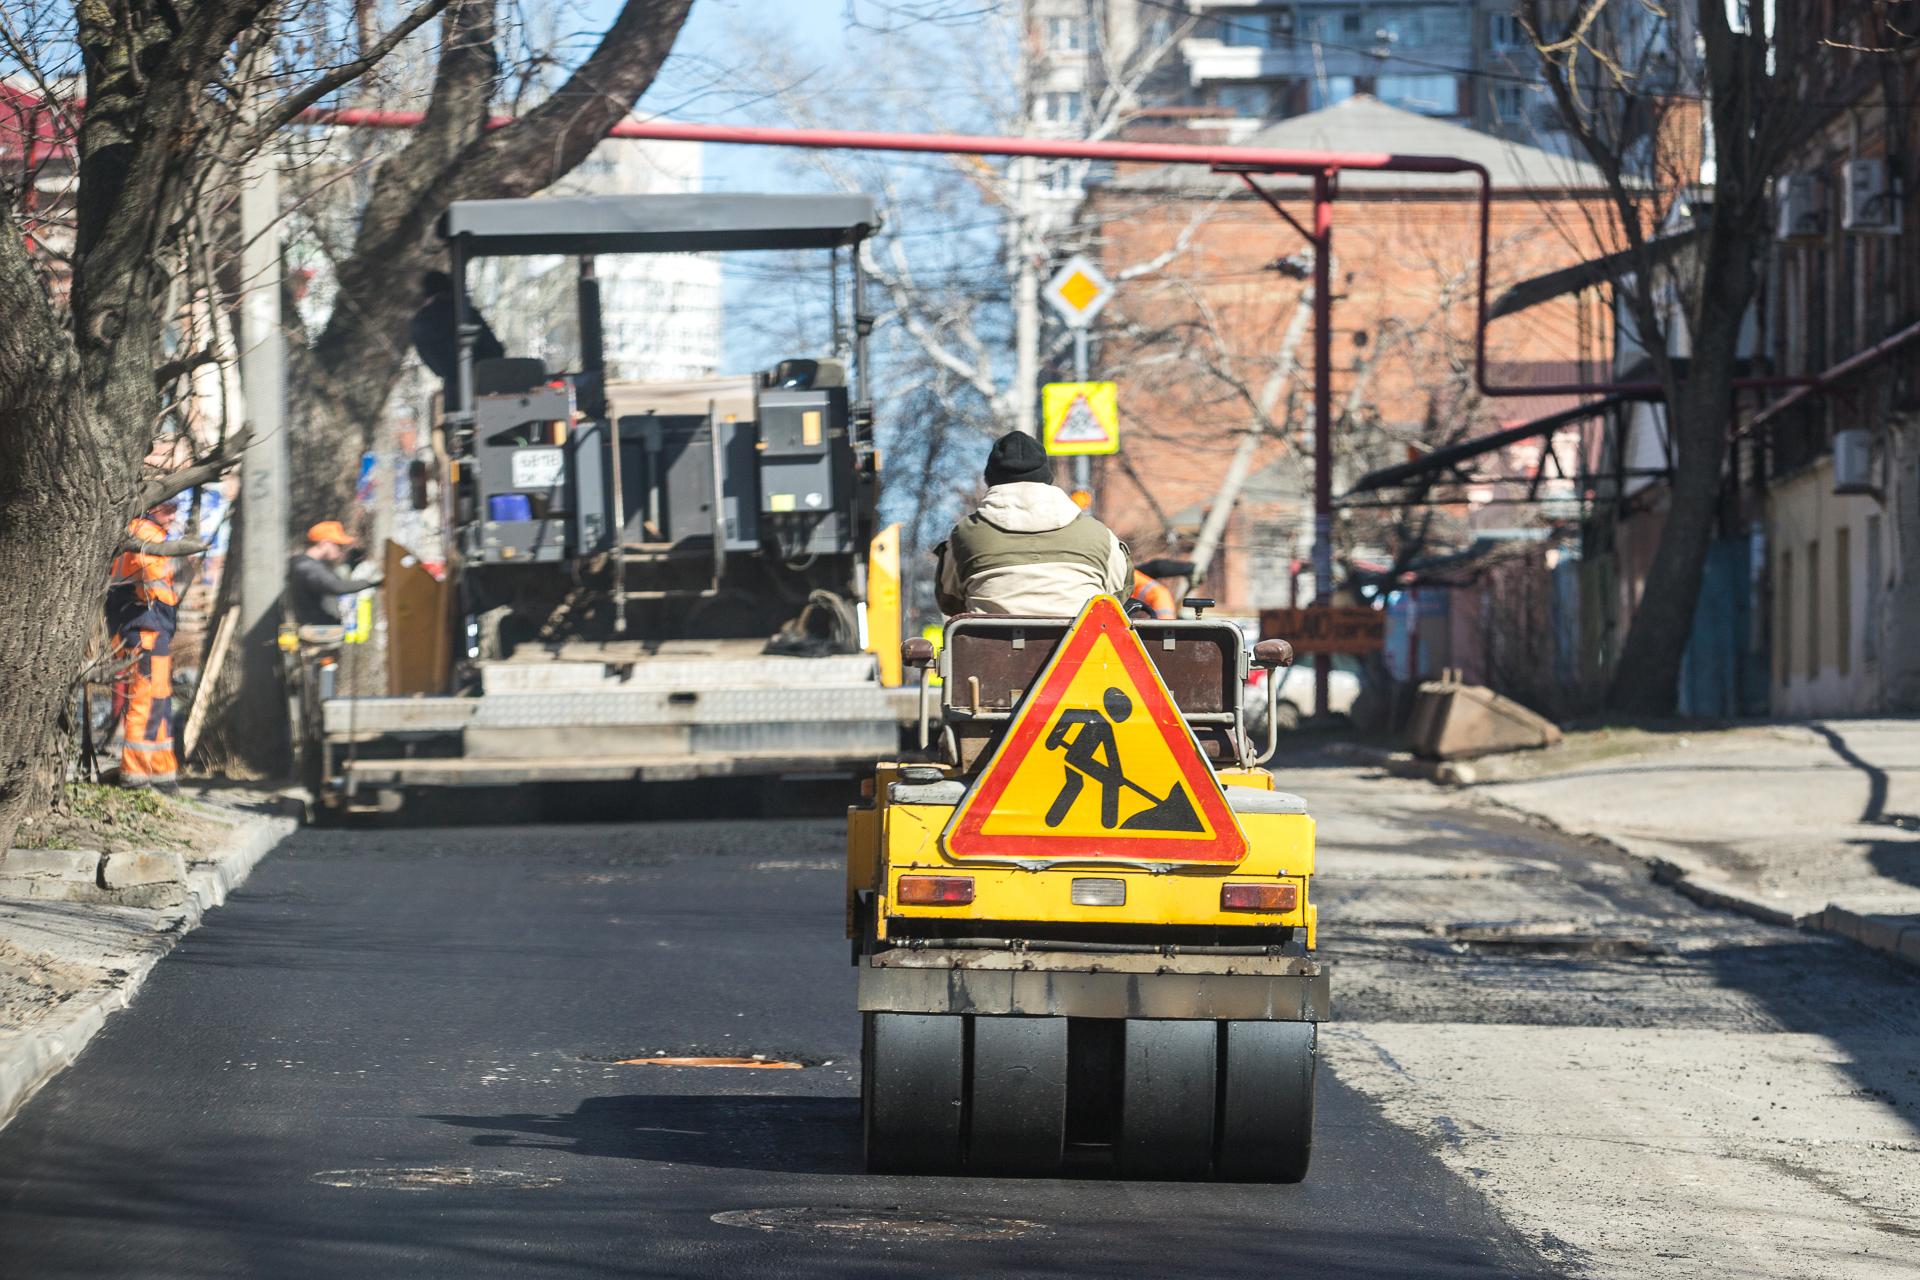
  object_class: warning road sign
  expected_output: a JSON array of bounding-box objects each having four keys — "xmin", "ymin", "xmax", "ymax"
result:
[
  {"xmin": 1041, "ymin": 381, "xmax": 1119, "ymax": 456},
  {"xmin": 943, "ymin": 596, "xmax": 1247, "ymax": 864}
]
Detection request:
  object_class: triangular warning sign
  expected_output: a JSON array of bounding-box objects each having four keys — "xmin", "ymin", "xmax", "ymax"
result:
[
  {"xmin": 943, "ymin": 596, "xmax": 1248, "ymax": 864},
  {"xmin": 1053, "ymin": 395, "xmax": 1110, "ymax": 445}
]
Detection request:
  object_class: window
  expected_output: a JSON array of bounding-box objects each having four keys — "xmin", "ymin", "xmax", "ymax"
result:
[
  {"xmin": 1217, "ymin": 8, "xmax": 1295, "ymax": 47},
  {"xmin": 1493, "ymin": 84, "xmax": 1531, "ymax": 122},
  {"xmin": 1376, "ymin": 74, "xmax": 1459, "ymax": 115},
  {"xmin": 1046, "ymin": 16, "xmax": 1084, "ymax": 51},
  {"xmin": 1806, "ymin": 538, "xmax": 1821, "ymax": 680},
  {"xmin": 1778, "ymin": 550, "xmax": 1793, "ymax": 685},
  {"xmin": 1490, "ymin": 12, "xmax": 1527, "ymax": 48},
  {"xmin": 1835, "ymin": 526, "xmax": 1852, "ymax": 677},
  {"xmin": 1302, "ymin": 7, "xmax": 1364, "ymax": 41},
  {"xmin": 1865, "ymin": 515, "xmax": 1882, "ymax": 664},
  {"xmin": 1215, "ymin": 82, "xmax": 1277, "ymax": 118},
  {"xmin": 1038, "ymin": 91, "xmax": 1084, "ymax": 124},
  {"xmin": 1420, "ymin": 7, "xmax": 1470, "ymax": 44}
]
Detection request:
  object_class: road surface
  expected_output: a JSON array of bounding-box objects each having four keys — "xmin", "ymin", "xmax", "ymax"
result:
[{"xmin": 2, "ymin": 764, "xmax": 1916, "ymax": 1278}]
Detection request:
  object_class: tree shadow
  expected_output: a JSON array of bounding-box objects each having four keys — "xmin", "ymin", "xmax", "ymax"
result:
[{"xmin": 426, "ymin": 1094, "xmax": 863, "ymax": 1176}]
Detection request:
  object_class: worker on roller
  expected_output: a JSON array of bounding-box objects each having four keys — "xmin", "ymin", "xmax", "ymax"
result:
[
  {"xmin": 106, "ymin": 498, "xmax": 183, "ymax": 792},
  {"xmin": 935, "ymin": 431, "xmax": 1131, "ymax": 616},
  {"xmin": 286, "ymin": 521, "xmax": 381, "ymax": 629}
]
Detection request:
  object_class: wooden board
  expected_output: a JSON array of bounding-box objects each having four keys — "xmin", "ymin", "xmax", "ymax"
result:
[
  {"xmin": 383, "ymin": 540, "xmax": 452, "ymax": 695},
  {"xmin": 1259, "ymin": 606, "xmax": 1386, "ymax": 655}
]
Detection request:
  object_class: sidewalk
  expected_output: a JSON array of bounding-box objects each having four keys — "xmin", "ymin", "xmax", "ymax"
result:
[
  {"xmin": 0, "ymin": 787, "xmax": 297, "ymax": 1132},
  {"xmin": 1456, "ymin": 720, "xmax": 1920, "ymax": 966}
]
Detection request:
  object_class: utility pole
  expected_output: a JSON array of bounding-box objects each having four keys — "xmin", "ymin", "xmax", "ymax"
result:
[
  {"xmin": 1011, "ymin": 0, "xmax": 1041, "ymax": 436},
  {"xmin": 234, "ymin": 66, "xmax": 290, "ymax": 768},
  {"xmin": 1013, "ymin": 154, "xmax": 1041, "ymax": 437},
  {"xmin": 1310, "ymin": 171, "xmax": 1333, "ymax": 717}
]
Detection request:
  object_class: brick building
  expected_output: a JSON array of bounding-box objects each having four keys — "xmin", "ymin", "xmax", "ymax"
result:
[{"xmin": 1083, "ymin": 95, "xmax": 1618, "ymax": 611}]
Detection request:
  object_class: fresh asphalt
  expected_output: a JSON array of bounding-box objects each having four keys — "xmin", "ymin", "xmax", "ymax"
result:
[{"xmin": 0, "ymin": 784, "xmax": 1551, "ymax": 1279}]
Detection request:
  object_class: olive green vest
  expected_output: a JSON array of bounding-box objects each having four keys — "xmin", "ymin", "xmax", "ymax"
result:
[{"xmin": 946, "ymin": 511, "xmax": 1115, "ymax": 580}]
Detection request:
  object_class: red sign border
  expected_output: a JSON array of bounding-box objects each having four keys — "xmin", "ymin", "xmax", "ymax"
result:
[{"xmin": 943, "ymin": 595, "xmax": 1247, "ymax": 864}]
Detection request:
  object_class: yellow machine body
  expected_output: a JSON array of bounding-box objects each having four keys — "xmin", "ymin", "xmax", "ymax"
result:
[{"xmin": 848, "ymin": 764, "xmax": 1318, "ymax": 945}]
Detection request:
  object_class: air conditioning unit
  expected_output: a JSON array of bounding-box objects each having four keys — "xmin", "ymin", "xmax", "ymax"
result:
[
  {"xmin": 1833, "ymin": 428, "xmax": 1874, "ymax": 494},
  {"xmin": 1842, "ymin": 158, "xmax": 1900, "ymax": 233},
  {"xmin": 1775, "ymin": 174, "xmax": 1824, "ymax": 241}
]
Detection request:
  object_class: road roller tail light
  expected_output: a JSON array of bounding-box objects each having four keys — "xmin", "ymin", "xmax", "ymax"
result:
[
  {"xmin": 897, "ymin": 875, "xmax": 975, "ymax": 905},
  {"xmin": 1221, "ymin": 882, "xmax": 1297, "ymax": 913}
]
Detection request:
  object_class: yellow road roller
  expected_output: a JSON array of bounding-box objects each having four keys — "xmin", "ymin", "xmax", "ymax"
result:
[{"xmin": 846, "ymin": 595, "xmax": 1325, "ymax": 1180}]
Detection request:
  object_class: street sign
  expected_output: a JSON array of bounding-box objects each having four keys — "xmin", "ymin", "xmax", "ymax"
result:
[
  {"xmin": 1043, "ymin": 253, "xmax": 1114, "ymax": 329},
  {"xmin": 1041, "ymin": 381, "xmax": 1120, "ymax": 456},
  {"xmin": 1261, "ymin": 606, "xmax": 1387, "ymax": 655},
  {"xmin": 943, "ymin": 596, "xmax": 1247, "ymax": 864}
]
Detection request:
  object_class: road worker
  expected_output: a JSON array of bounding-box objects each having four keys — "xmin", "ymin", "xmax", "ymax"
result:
[
  {"xmin": 286, "ymin": 521, "xmax": 382, "ymax": 629},
  {"xmin": 1128, "ymin": 569, "xmax": 1176, "ymax": 619},
  {"xmin": 106, "ymin": 499, "xmax": 182, "ymax": 792},
  {"xmin": 935, "ymin": 431, "xmax": 1131, "ymax": 616}
]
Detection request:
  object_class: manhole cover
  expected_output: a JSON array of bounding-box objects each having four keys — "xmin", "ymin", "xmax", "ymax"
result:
[
  {"xmin": 712, "ymin": 1207, "xmax": 1042, "ymax": 1241},
  {"xmin": 312, "ymin": 1167, "xmax": 560, "ymax": 1192}
]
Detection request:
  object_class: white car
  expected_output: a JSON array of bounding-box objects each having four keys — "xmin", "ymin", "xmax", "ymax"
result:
[{"xmin": 1246, "ymin": 663, "xmax": 1361, "ymax": 733}]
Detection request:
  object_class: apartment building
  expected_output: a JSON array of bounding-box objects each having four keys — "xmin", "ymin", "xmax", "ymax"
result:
[{"xmin": 1759, "ymin": 72, "xmax": 1920, "ymax": 716}]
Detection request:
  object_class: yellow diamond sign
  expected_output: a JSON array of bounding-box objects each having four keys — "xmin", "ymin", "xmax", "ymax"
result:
[
  {"xmin": 1044, "ymin": 253, "xmax": 1113, "ymax": 328},
  {"xmin": 1058, "ymin": 270, "xmax": 1101, "ymax": 313}
]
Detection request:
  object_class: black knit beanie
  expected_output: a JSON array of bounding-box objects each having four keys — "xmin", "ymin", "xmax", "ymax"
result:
[{"xmin": 983, "ymin": 431, "xmax": 1053, "ymax": 486}]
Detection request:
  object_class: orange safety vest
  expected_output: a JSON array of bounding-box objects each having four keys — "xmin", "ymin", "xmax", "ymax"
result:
[
  {"xmin": 1129, "ymin": 571, "xmax": 1175, "ymax": 620},
  {"xmin": 108, "ymin": 515, "xmax": 180, "ymax": 638}
]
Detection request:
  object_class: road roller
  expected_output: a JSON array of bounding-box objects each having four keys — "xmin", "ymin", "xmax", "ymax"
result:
[{"xmin": 846, "ymin": 594, "xmax": 1325, "ymax": 1180}]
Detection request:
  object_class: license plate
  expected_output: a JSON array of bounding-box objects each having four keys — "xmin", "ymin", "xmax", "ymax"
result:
[{"xmin": 510, "ymin": 447, "xmax": 565, "ymax": 489}]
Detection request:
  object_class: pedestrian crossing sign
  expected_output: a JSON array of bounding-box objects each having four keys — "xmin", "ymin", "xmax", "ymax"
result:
[
  {"xmin": 1041, "ymin": 381, "xmax": 1120, "ymax": 456},
  {"xmin": 942, "ymin": 596, "xmax": 1247, "ymax": 864}
]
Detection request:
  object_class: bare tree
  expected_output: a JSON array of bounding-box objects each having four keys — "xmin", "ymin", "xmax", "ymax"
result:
[
  {"xmin": 0, "ymin": 0, "xmax": 469, "ymax": 849},
  {"xmin": 0, "ymin": 0, "xmax": 692, "ymax": 850},
  {"xmin": 290, "ymin": 0, "xmax": 695, "ymax": 527},
  {"xmin": 732, "ymin": 2, "xmax": 1195, "ymax": 588},
  {"xmin": 1520, "ymin": 0, "xmax": 1854, "ymax": 715}
]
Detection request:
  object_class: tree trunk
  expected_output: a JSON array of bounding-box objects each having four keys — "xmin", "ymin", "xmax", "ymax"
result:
[
  {"xmin": 0, "ymin": 224, "xmax": 143, "ymax": 849},
  {"xmin": 1605, "ymin": 225, "xmax": 1759, "ymax": 717},
  {"xmin": 294, "ymin": 0, "xmax": 694, "ymax": 521}
]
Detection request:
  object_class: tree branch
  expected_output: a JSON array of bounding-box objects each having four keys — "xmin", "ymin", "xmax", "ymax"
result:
[
  {"xmin": 135, "ymin": 424, "xmax": 254, "ymax": 509},
  {"xmin": 253, "ymin": 0, "xmax": 454, "ymax": 142}
]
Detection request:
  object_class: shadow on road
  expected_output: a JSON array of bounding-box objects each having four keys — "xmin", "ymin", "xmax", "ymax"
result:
[{"xmin": 428, "ymin": 1094, "xmax": 862, "ymax": 1175}]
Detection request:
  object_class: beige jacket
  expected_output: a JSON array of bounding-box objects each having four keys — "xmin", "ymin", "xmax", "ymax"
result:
[{"xmin": 935, "ymin": 483, "xmax": 1132, "ymax": 616}]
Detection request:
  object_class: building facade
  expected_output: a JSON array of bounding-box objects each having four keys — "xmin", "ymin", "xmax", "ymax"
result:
[
  {"xmin": 1085, "ymin": 95, "xmax": 1615, "ymax": 614},
  {"xmin": 1755, "ymin": 60, "xmax": 1920, "ymax": 716}
]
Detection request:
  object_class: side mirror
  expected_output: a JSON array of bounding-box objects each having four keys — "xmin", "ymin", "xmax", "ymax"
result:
[
  {"xmin": 1253, "ymin": 638, "xmax": 1295, "ymax": 670},
  {"xmin": 902, "ymin": 637, "xmax": 936, "ymax": 670}
]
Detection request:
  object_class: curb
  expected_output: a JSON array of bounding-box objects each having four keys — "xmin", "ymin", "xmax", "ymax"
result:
[
  {"xmin": 0, "ymin": 801, "xmax": 297, "ymax": 1135},
  {"xmin": 1403, "ymin": 773, "xmax": 1917, "ymax": 971}
]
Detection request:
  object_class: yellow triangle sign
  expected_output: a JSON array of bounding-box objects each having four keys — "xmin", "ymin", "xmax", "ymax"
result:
[{"xmin": 943, "ymin": 596, "xmax": 1248, "ymax": 864}]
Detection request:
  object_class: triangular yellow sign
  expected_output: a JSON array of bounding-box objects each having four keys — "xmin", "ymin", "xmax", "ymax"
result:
[{"xmin": 943, "ymin": 596, "xmax": 1247, "ymax": 864}]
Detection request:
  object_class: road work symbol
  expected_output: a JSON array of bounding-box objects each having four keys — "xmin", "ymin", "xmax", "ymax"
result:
[
  {"xmin": 1043, "ymin": 689, "xmax": 1203, "ymax": 832},
  {"xmin": 943, "ymin": 595, "xmax": 1246, "ymax": 864}
]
